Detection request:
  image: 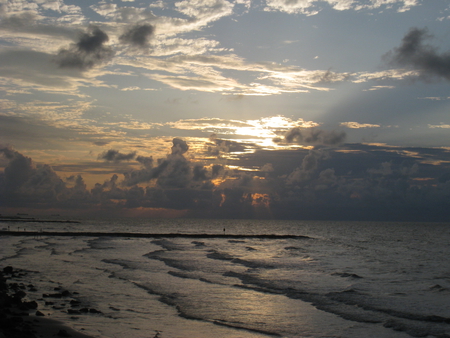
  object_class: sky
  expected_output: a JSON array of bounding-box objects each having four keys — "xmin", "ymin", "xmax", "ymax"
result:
[{"xmin": 1, "ymin": 0, "xmax": 450, "ymax": 221}]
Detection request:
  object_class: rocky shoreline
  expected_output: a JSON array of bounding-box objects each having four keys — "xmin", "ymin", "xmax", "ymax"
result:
[{"xmin": 0, "ymin": 266, "xmax": 95, "ymax": 338}]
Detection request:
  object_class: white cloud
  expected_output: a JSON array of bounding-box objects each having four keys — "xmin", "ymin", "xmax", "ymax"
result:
[
  {"xmin": 168, "ymin": 116, "xmax": 320, "ymax": 139},
  {"xmin": 264, "ymin": 0, "xmax": 419, "ymax": 15},
  {"xmin": 428, "ymin": 124, "xmax": 450, "ymax": 129},
  {"xmin": 174, "ymin": 0, "xmax": 234, "ymax": 22},
  {"xmin": 353, "ymin": 69, "xmax": 420, "ymax": 82},
  {"xmin": 363, "ymin": 85, "xmax": 395, "ymax": 91},
  {"xmin": 340, "ymin": 121, "xmax": 381, "ymax": 129}
]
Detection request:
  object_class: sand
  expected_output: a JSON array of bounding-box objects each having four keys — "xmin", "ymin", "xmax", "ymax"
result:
[{"xmin": 0, "ymin": 266, "xmax": 95, "ymax": 338}]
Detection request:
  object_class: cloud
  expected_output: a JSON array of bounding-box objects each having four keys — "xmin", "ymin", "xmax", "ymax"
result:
[
  {"xmin": 0, "ymin": 49, "xmax": 85, "ymax": 91},
  {"xmin": 119, "ymin": 24, "xmax": 155, "ymax": 48},
  {"xmin": 428, "ymin": 124, "xmax": 450, "ymax": 129},
  {"xmin": 0, "ymin": 146, "xmax": 34, "ymax": 191},
  {"xmin": 98, "ymin": 149, "xmax": 137, "ymax": 162},
  {"xmin": 171, "ymin": 138, "xmax": 189, "ymax": 155},
  {"xmin": 385, "ymin": 27, "xmax": 450, "ymax": 81},
  {"xmin": 121, "ymin": 138, "xmax": 190, "ymax": 187},
  {"xmin": 264, "ymin": 0, "xmax": 419, "ymax": 15},
  {"xmin": 54, "ymin": 26, "xmax": 115, "ymax": 70},
  {"xmin": 136, "ymin": 155, "xmax": 154, "ymax": 168},
  {"xmin": 0, "ymin": 11, "xmax": 80, "ymax": 40},
  {"xmin": 340, "ymin": 122, "xmax": 381, "ymax": 129},
  {"xmin": 286, "ymin": 149, "xmax": 325, "ymax": 184},
  {"xmin": 0, "ymin": 146, "xmax": 67, "ymax": 206},
  {"xmin": 282, "ymin": 128, "xmax": 346, "ymax": 146},
  {"xmin": 1, "ymin": 142, "xmax": 450, "ymax": 221}
]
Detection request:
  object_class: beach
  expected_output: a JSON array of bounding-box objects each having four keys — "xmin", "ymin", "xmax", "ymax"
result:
[
  {"xmin": 0, "ymin": 265, "xmax": 97, "ymax": 338},
  {"xmin": 1, "ymin": 218, "xmax": 449, "ymax": 337}
]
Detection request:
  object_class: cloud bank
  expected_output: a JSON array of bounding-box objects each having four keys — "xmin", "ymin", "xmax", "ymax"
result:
[{"xmin": 2, "ymin": 140, "xmax": 450, "ymax": 221}]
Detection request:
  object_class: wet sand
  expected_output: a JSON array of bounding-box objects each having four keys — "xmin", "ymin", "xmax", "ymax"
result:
[{"xmin": 0, "ymin": 266, "xmax": 95, "ymax": 338}]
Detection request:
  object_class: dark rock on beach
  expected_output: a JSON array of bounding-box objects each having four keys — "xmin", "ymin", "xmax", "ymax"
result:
[
  {"xmin": 0, "ymin": 266, "xmax": 97, "ymax": 338},
  {"xmin": 57, "ymin": 329, "xmax": 72, "ymax": 337},
  {"xmin": 3, "ymin": 266, "xmax": 14, "ymax": 274}
]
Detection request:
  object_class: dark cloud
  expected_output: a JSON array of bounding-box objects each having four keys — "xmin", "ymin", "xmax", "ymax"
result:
[
  {"xmin": 98, "ymin": 149, "xmax": 136, "ymax": 162},
  {"xmin": 286, "ymin": 149, "xmax": 325, "ymax": 184},
  {"xmin": 0, "ymin": 146, "xmax": 34, "ymax": 191},
  {"xmin": 0, "ymin": 146, "xmax": 66, "ymax": 207},
  {"xmin": 54, "ymin": 26, "xmax": 115, "ymax": 70},
  {"xmin": 93, "ymin": 141, "xmax": 110, "ymax": 146},
  {"xmin": 282, "ymin": 128, "xmax": 346, "ymax": 146},
  {"xmin": 122, "ymin": 138, "xmax": 190, "ymax": 187},
  {"xmin": 2, "ymin": 143, "xmax": 450, "ymax": 221},
  {"xmin": 212, "ymin": 164, "xmax": 223, "ymax": 177},
  {"xmin": 171, "ymin": 138, "xmax": 189, "ymax": 155},
  {"xmin": 136, "ymin": 155, "xmax": 153, "ymax": 168},
  {"xmin": 193, "ymin": 165, "xmax": 208, "ymax": 181},
  {"xmin": 386, "ymin": 27, "xmax": 450, "ymax": 80},
  {"xmin": 207, "ymin": 136, "xmax": 255, "ymax": 157},
  {"xmin": 119, "ymin": 24, "xmax": 155, "ymax": 48}
]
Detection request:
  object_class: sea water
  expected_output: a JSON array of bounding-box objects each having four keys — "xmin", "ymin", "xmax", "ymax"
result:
[{"xmin": 1, "ymin": 219, "xmax": 450, "ymax": 338}]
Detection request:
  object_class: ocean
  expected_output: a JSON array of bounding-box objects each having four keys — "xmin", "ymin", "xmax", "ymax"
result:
[{"xmin": 1, "ymin": 218, "xmax": 450, "ymax": 338}]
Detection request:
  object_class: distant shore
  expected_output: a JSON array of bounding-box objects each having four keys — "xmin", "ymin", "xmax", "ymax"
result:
[
  {"xmin": 0, "ymin": 216, "xmax": 80, "ymax": 224},
  {"xmin": 0, "ymin": 230, "xmax": 311, "ymax": 240}
]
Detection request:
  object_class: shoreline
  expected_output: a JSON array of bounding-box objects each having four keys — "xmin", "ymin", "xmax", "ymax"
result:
[
  {"xmin": 0, "ymin": 266, "xmax": 95, "ymax": 338},
  {"xmin": 0, "ymin": 230, "xmax": 311, "ymax": 240}
]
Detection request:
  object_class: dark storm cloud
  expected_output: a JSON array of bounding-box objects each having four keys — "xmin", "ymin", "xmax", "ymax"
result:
[
  {"xmin": 0, "ymin": 146, "xmax": 67, "ymax": 206},
  {"xmin": 119, "ymin": 24, "xmax": 155, "ymax": 48},
  {"xmin": 282, "ymin": 128, "xmax": 346, "ymax": 146},
  {"xmin": 212, "ymin": 164, "xmax": 223, "ymax": 177},
  {"xmin": 386, "ymin": 27, "xmax": 450, "ymax": 80},
  {"xmin": 122, "ymin": 138, "xmax": 191, "ymax": 187},
  {"xmin": 171, "ymin": 138, "xmax": 189, "ymax": 155},
  {"xmin": 54, "ymin": 26, "xmax": 115, "ymax": 70},
  {"xmin": 193, "ymin": 165, "xmax": 208, "ymax": 181},
  {"xmin": 98, "ymin": 149, "xmax": 136, "ymax": 162},
  {"xmin": 207, "ymin": 135, "xmax": 257, "ymax": 157},
  {"xmin": 286, "ymin": 149, "xmax": 325, "ymax": 184},
  {"xmin": 2, "ymin": 142, "xmax": 450, "ymax": 221},
  {"xmin": 136, "ymin": 155, "xmax": 154, "ymax": 168},
  {"xmin": 0, "ymin": 146, "xmax": 34, "ymax": 190}
]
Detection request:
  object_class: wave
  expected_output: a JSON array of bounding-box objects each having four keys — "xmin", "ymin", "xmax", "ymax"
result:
[{"xmin": 207, "ymin": 250, "xmax": 277, "ymax": 269}]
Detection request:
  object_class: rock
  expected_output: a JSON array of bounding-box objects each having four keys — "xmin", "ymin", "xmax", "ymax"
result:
[
  {"xmin": 67, "ymin": 309, "xmax": 80, "ymax": 314},
  {"xmin": 23, "ymin": 300, "xmax": 38, "ymax": 309},
  {"xmin": 35, "ymin": 310, "xmax": 45, "ymax": 316},
  {"xmin": 61, "ymin": 290, "xmax": 71, "ymax": 297},
  {"xmin": 43, "ymin": 293, "xmax": 63, "ymax": 298},
  {"xmin": 57, "ymin": 329, "xmax": 71, "ymax": 337},
  {"xmin": 13, "ymin": 290, "xmax": 27, "ymax": 301},
  {"xmin": 79, "ymin": 308, "xmax": 89, "ymax": 313},
  {"xmin": 89, "ymin": 308, "xmax": 102, "ymax": 314},
  {"xmin": 3, "ymin": 266, "xmax": 13, "ymax": 274}
]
